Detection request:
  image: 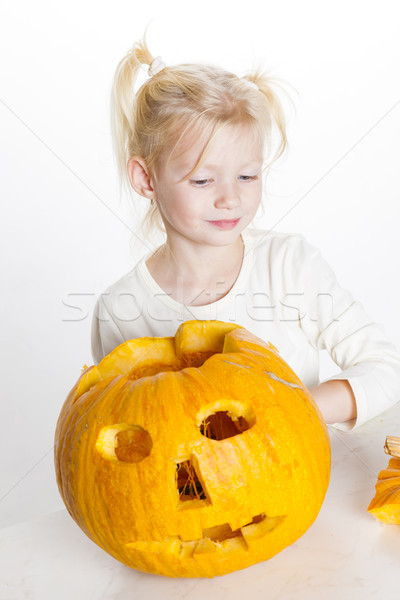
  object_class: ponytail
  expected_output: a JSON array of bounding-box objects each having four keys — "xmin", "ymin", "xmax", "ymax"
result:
[
  {"xmin": 241, "ymin": 73, "xmax": 289, "ymax": 167},
  {"xmin": 110, "ymin": 37, "xmax": 155, "ymax": 194}
]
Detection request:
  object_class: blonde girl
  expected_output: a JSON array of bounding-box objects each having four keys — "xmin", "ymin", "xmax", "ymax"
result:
[{"xmin": 91, "ymin": 37, "xmax": 400, "ymax": 431}]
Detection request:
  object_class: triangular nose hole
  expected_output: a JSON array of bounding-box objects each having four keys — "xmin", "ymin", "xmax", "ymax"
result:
[{"xmin": 176, "ymin": 458, "xmax": 208, "ymax": 503}]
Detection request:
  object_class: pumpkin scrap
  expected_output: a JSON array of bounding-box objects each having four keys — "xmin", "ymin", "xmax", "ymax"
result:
[
  {"xmin": 54, "ymin": 320, "xmax": 331, "ymax": 578},
  {"xmin": 368, "ymin": 436, "xmax": 400, "ymax": 524}
]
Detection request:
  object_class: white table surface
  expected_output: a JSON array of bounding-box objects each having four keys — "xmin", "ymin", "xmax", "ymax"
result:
[{"xmin": 1, "ymin": 403, "xmax": 400, "ymax": 600}]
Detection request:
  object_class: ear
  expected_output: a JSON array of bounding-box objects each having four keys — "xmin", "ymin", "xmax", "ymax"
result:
[{"xmin": 127, "ymin": 157, "xmax": 155, "ymax": 199}]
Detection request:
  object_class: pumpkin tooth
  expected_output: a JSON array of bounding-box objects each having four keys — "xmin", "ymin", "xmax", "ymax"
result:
[
  {"xmin": 193, "ymin": 535, "xmax": 248, "ymax": 555},
  {"xmin": 240, "ymin": 514, "xmax": 287, "ymax": 542}
]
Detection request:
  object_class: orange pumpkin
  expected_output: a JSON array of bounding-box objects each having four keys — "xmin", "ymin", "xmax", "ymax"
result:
[
  {"xmin": 55, "ymin": 320, "xmax": 330, "ymax": 578},
  {"xmin": 368, "ymin": 436, "xmax": 400, "ymax": 524}
]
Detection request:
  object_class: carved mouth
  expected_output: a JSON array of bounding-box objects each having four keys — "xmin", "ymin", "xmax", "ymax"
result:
[{"xmin": 125, "ymin": 513, "xmax": 286, "ymax": 558}]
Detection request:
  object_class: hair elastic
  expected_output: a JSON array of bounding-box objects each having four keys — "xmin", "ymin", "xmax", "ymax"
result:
[
  {"xmin": 241, "ymin": 77, "xmax": 259, "ymax": 91},
  {"xmin": 148, "ymin": 56, "xmax": 166, "ymax": 77}
]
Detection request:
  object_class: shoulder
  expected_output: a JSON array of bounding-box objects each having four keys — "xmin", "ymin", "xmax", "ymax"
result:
[
  {"xmin": 93, "ymin": 258, "xmax": 148, "ymax": 319},
  {"xmin": 99, "ymin": 258, "xmax": 146, "ymax": 297},
  {"xmin": 243, "ymin": 228, "xmax": 338, "ymax": 291},
  {"xmin": 243, "ymin": 228, "xmax": 320, "ymax": 263}
]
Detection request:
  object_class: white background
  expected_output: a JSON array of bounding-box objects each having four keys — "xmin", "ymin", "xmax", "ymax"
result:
[{"xmin": 0, "ymin": 0, "xmax": 399, "ymax": 528}]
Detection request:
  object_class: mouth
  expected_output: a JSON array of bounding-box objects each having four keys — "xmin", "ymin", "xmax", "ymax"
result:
[
  {"xmin": 125, "ymin": 513, "xmax": 286, "ymax": 558},
  {"xmin": 206, "ymin": 218, "xmax": 241, "ymax": 230}
]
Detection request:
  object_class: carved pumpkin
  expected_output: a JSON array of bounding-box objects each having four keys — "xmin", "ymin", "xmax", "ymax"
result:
[
  {"xmin": 368, "ymin": 436, "xmax": 400, "ymax": 524},
  {"xmin": 55, "ymin": 320, "xmax": 330, "ymax": 578}
]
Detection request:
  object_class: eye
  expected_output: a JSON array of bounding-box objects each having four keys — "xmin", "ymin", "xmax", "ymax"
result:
[
  {"xmin": 96, "ymin": 424, "xmax": 153, "ymax": 463},
  {"xmin": 238, "ymin": 175, "xmax": 258, "ymax": 182},
  {"xmin": 197, "ymin": 401, "xmax": 256, "ymax": 441},
  {"xmin": 189, "ymin": 178, "xmax": 212, "ymax": 187}
]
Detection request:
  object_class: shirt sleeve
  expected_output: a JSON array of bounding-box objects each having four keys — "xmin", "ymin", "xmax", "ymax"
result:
[
  {"xmin": 292, "ymin": 235, "xmax": 400, "ymax": 431},
  {"xmin": 91, "ymin": 293, "xmax": 125, "ymax": 364}
]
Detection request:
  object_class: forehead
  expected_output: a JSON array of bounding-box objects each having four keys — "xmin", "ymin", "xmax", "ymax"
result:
[{"xmin": 163, "ymin": 123, "xmax": 264, "ymax": 177}]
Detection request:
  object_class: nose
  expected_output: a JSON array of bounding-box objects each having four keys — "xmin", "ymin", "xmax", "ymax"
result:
[{"xmin": 214, "ymin": 181, "xmax": 241, "ymax": 210}]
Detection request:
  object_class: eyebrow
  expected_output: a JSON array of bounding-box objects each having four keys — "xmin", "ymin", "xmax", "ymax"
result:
[{"xmin": 189, "ymin": 159, "xmax": 263, "ymax": 172}]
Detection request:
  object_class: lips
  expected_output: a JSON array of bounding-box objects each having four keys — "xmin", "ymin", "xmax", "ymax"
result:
[{"xmin": 207, "ymin": 218, "xmax": 241, "ymax": 230}]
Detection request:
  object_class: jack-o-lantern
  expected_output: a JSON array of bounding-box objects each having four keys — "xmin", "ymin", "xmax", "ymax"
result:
[{"xmin": 55, "ymin": 321, "xmax": 330, "ymax": 578}]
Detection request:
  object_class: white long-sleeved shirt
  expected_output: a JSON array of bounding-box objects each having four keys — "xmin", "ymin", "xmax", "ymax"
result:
[{"xmin": 91, "ymin": 228, "xmax": 400, "ymax": 431}]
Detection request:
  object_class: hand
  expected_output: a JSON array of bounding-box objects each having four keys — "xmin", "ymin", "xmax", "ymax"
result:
[{"xmin": 308, "ymin": 379, "xmax": 357, "ymax": 425}]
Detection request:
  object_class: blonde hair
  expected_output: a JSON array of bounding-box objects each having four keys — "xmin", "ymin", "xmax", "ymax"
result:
[{"xmin": 111, "ymin": 36, "xmax": 289, "ymax": 235}]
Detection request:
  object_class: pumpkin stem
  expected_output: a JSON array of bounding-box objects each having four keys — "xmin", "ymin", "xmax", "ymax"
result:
[{"xmin": 384, "ymin": 436, "xmax": 400, "ymax": 459}]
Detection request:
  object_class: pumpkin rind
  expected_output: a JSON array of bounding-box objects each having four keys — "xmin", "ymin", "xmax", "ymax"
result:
[
  {"xmin": 368, "ymin": 455, "xmax": 400, "ymax": 525},
  {"xmin": 55, "ymin": 320, "xmax": 331, "ymax": 578}
]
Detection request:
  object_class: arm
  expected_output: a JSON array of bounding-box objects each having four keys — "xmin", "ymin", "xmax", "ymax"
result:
[
  {"xmin": 292, "ymin": 236, "xmax": 400, "ymax": 431},
  {"xmin": 309, "ymin": 379, "xmax": 357, "ymax": 424}
]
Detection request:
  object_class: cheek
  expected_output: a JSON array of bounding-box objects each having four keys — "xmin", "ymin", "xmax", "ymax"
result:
[
  {"xmin": 254, "ymin": 181, "xmax": 263, "ymax": 201},
  {"xmin": 245, "ymin": 185, "xmax": 262, "ymax": 213},
  {"xmin": 164, "ymin": 193, "xmax": 203, "ymax": 225}
]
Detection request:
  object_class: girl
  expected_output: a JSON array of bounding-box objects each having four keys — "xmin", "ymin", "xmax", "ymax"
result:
[{"xmin": 91, "ymin": 37, "xmax": 400, "ymax": 431}]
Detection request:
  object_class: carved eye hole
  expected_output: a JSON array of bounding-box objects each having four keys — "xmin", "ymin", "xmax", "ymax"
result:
[
  {"xmin": 96, "ymin": 424, "xmax": 152, "ymax": 463},
  {"xmin": 199, "ymin": 411, "xmax": 249, "ymax": 440},
  {"xmin": 197, "ymin": 401, "xmax": 256, "ymax": 441}
]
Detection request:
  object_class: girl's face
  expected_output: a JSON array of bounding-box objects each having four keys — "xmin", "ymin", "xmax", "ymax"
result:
[{"xmin": 151, "ymin": 124, "xmax": 264, "ymax": 249}]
